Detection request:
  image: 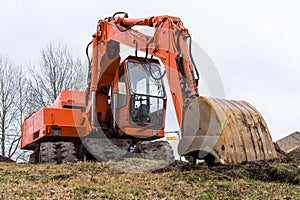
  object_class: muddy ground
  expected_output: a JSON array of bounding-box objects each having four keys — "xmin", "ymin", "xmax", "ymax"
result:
[
  {"xmin": 157, "ymin": 147, "xmax": 300, "ymax": 184},
  {"xmin": 0, "ymin": 148, "xmax": 299, "ymax": 199},
  {"xmin": 283, "ymin": 147, "xmax": 300, "ymax": 167},
  {"xmin": 0, "ymin": 155, "xmax": 14, "ymax": 163},
  {"xmin": 0, "ymin": 147, "xmax": 299, "ymax": 185}
]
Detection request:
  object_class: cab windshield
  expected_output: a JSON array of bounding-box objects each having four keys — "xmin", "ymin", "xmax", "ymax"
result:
[
  {"xmin": 127, "ymin": 61, "xmax": 165, "ymax": 97},
  {"xmin": 126, "ymin": 60, "xmax": 165, "ymax": 127}
]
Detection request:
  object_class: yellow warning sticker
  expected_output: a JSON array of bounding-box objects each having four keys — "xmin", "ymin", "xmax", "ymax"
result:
[{"xmin": 166, "ymin": 136, "xmax": 176, "ymax": 141}]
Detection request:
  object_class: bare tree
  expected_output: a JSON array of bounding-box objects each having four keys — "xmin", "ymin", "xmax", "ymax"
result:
[
  {"xmin": 0, "ymin": 56, "xmax": 19, "ymax": 157},
  {"xmin": 7, "ymin": 68, "xmax": 29, "ymax": 160},
  {"xmin": 27, "ymin": 43, "xmax": 85, "ymax": 111},
  {"xmin": 0, "ymin": 56, "xmax": 32, "ymax": 160}
]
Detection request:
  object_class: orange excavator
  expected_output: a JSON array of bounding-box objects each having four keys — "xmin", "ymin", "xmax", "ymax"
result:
[{"xmin": 21, "ymin": 12, "xmax": 277, "ymax": 164}]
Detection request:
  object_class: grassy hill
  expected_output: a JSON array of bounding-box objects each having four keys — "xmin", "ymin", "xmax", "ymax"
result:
[{"xmin": 0, "ymin": 158, "xmax": 299, "ymax": 199}]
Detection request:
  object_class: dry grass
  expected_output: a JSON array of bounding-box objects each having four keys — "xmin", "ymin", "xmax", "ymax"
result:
[{"xmin": 0, "ymin": 159, "xmax": 299, "ymax": 199}]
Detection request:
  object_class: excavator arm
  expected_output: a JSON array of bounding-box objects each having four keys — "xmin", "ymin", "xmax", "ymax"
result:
[{"xmin": 88, "ymin": 12, "xmax": 198, "ymax": 130}]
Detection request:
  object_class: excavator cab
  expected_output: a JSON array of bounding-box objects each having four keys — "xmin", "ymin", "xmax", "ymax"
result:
[{"xmin": 112, "ymin": 56, "xmax": 166, "ymax": 139}]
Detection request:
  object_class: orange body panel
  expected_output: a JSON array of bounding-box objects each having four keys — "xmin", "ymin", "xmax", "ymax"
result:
[
  {"xmin": 21, "ymin": 91, "xmax": 87, "ymax": 150},
  {"xmin": 121, "ymin": 127, "xmax": 164, "ymax": 138},
  {"xmin": 52, "ymin": 90, "xmax": 86, "ymax": 109},
  {"xmin": 21, "ymin": 107, "xmax": 86, "ymax": 150}
]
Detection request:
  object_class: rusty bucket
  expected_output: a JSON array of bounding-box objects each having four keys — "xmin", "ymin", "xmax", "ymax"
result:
[{"xmin": 178, "ymin": 96, "xmax": 278, "ymax": 164}]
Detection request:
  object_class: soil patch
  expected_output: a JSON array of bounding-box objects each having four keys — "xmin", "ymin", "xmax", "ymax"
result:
[
  {"xmin": 0, "ymin": 156, "xmax": 14, "ymax": 163},
  {"xmin": 155, "ymin": 153, "xmax": 300, "ymax": 184},
  {"xmin": 282, "ymin": 147, "xmax": 300, "ymax": 167}
]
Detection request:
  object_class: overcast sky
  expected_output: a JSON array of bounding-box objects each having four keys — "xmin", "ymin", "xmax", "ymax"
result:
[{"xmin": 0, "ymin": 1, "xmax": 299, "ymax": 141}]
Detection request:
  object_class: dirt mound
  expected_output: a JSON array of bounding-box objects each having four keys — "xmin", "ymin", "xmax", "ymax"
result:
[
  {"xmin": 0, "ymin": 156, "xmax": 14, "ymax": 163},
  {"xmin": 155, "ymin": 159, "xmax": 300, "ymax": 184},
  {"xmin": 155, "ymin": 160, "xmax": 205, "ymax": 172},
  {"xmin": 210, "ymin": 161, "xmax": 300, "ymax": 184},
  {"xmin": 282, "ymin": 147, "xmax": 300, "ymax": 167}
]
